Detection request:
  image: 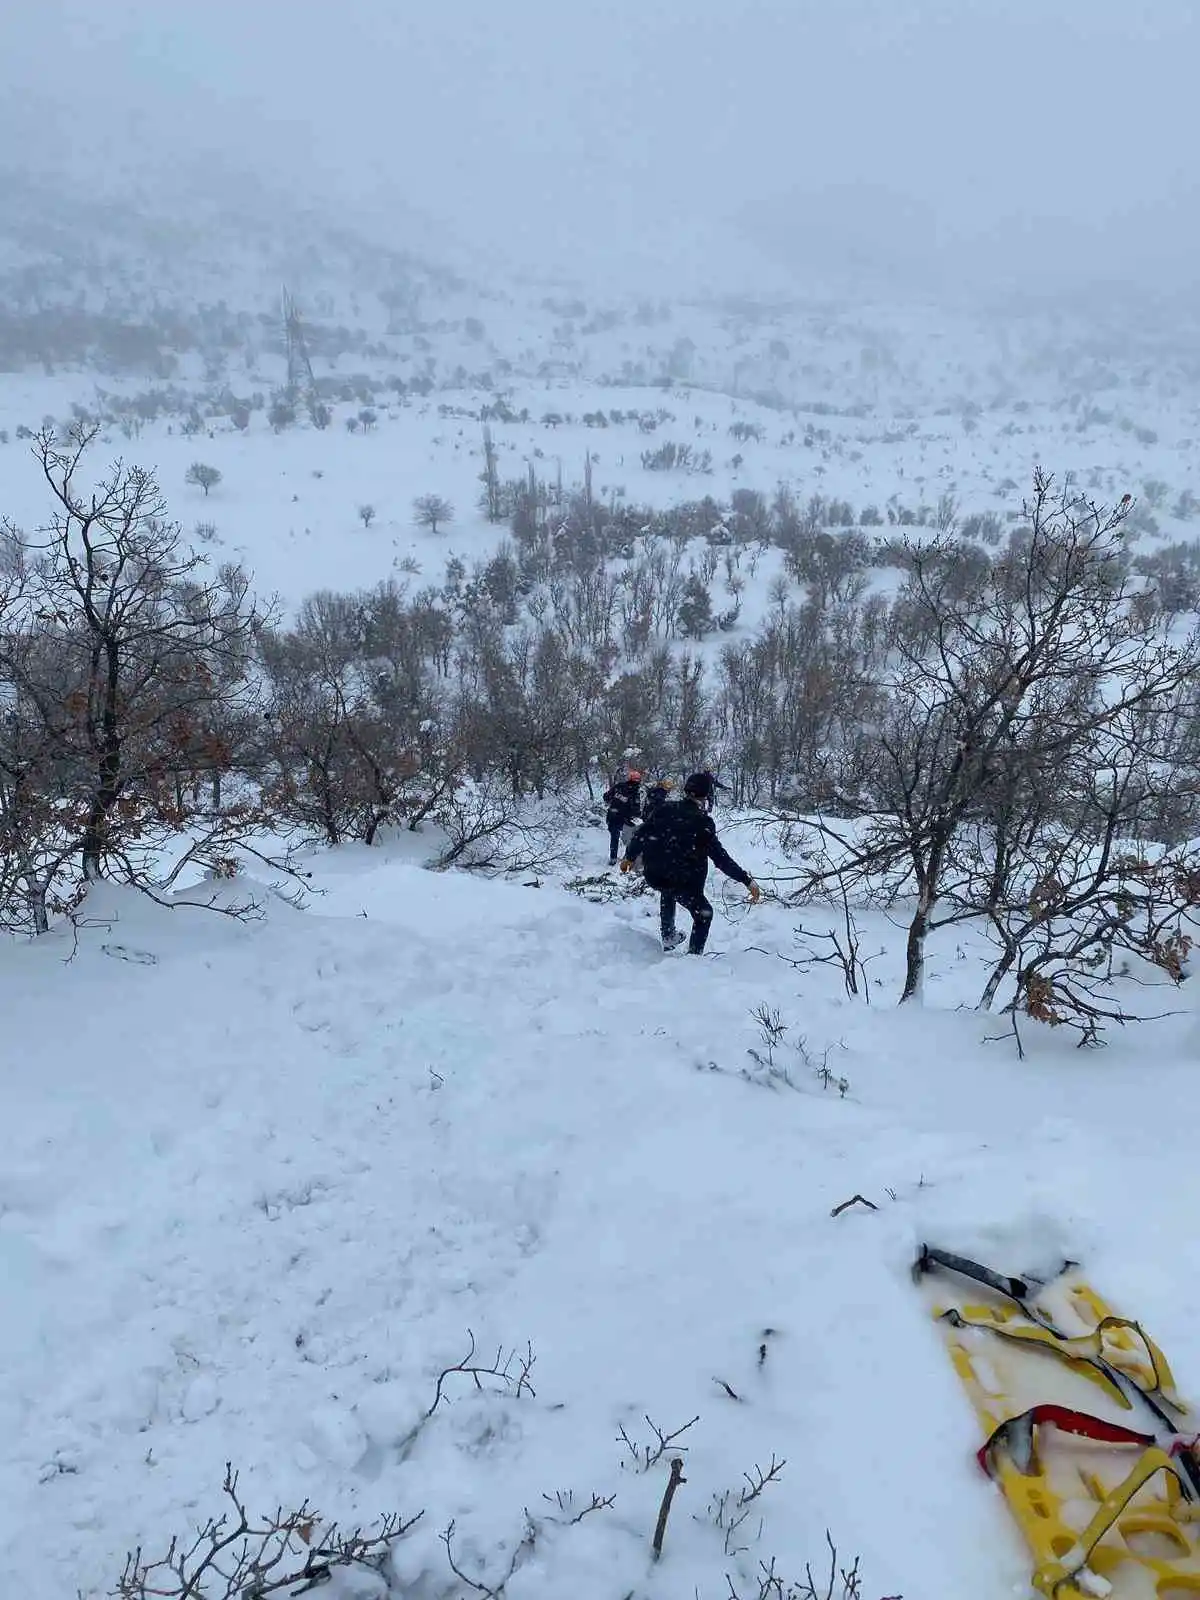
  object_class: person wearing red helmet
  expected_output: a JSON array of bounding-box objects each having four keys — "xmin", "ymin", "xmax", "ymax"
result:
[
  {"xmin": 602, "ymin": 769, "xmax": 643, "ymax": 865},
  {"xmin": 621, "ymin": 771, "xmax": 760, "ymax": 953}
]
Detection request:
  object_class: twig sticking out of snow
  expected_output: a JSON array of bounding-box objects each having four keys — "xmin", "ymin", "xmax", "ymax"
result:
[
  {"xmin": 830, "ymin": 1194, "xmax": 879, "ymax": 1218},
  {"xmin": 651, "ymin": 1457, "xmax": 688, "ymax": 1559},
  {"xmin": 423, "ymin": 1329, "xmax": 537, "ymax": 1421},
  {"xmin": 440, "ymin": 1515, "xmax": 537, "ymax": 1599},
  {"xmin": 725, "ymin": 1532, "xmax": 869, "ymax": 1600},
  {"xmin": 398, "ymin": 1329, "xmax": 536, "ymax": 1458},
  {"xmin": 706, "ymin": 1456, "xmax": 787, "ymax": 1557},
  {"xmin": 539, "ymin": 1488, "xmax": 617, "ymax": 1525},
  {"xmin": 617, "ymin": 1412, "xmax": 701, "ymax": 1472}
]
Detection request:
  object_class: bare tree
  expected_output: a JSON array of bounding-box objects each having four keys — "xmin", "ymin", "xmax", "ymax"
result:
[
  {"xmin": 975, "ymin": 701, "xmax": 1200, "ymax": 1042},
  {"xmin": 480, "ymin": 423, "xmax": 502, "ymax": 522},
  {"xmin": 262, "ymin": 582, "xmax": 457, "ymax": 846},
  {"xmin": 796, "ymin": 472, "xmax": 1200, "ymax": 1002},
  {"xmin": 415, "ymin": 494, "xmax": 455, "ymax": 536},
  {"xmin": 185, "ymin": 462, "xmax": 222, "ymax": 497},
  {"xmin": 0, "ymin": 428, "xmax": 272, "ymax": 929}
]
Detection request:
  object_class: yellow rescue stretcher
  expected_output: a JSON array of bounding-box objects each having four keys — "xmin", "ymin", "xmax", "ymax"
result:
[{"xmin": 915, "ymin": 1244, "xmax": 1200, "ymax": 1600}]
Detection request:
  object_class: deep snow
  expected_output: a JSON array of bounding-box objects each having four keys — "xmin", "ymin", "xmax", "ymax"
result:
[{"xmin": 5, "ymin": 829, "xmax": 1200, "ymax": 1600}]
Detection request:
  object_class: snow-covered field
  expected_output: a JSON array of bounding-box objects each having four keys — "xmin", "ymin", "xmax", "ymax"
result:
[
  {"xmin": 0, "ymin": 372, "xmax": 1196, "ymax": 620},
  {"xmin": 5, "ymin": 820, "xmax": 1200, "ymax": 1600}
]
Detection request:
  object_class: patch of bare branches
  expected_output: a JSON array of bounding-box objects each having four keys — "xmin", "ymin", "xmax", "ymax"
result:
[
  {"xmin": 765, "ymin": 473, "xmax": 1200, "ymax": 1042},
  {"xmin": 398, "ymin": 1329, "xmax": 536, "ymax": 1459},
  {"xmin": 726, "ymin": 1534, "xmax": 870, "ymax": 1600},
  {"xmin": 617, "ymin": 1412, "xmax": 701, "ymax": 1472},
  {"xmin": 705, "ymin": 1456, "xmax": 787, "ymax": 1558},
  {"xmin": 109, "ymin": 1463, "xmax": 422, "ymax": 1600},
  {"xmin": 539, "ymin": 1487, "xmax": 616, "ymax": 1525},
  {"xmin": 440, "ymin": 1515, "xmax": 538, "ymax": 1600}
]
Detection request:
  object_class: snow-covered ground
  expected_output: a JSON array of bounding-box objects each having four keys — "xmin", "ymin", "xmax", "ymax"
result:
[
  {"xmin": 5, "ymin": 823, "xmax": 1200, "ymax": 1599},
  {"xmin": 5, "ymin": 186, "xmax": 1200, "ymax": 1599},
  {"xmin": 1, "ymin": 374, "xmax": 1196, "ymax": 621}
]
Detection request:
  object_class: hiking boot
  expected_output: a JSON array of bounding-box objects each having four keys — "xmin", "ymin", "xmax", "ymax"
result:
[{"xmin": 662, "ymin": 930, "xmax": 686, "ymax": 952}]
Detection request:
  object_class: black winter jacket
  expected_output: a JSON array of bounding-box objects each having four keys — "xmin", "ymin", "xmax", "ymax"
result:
[
  {"xmin": 642, "ymin": 783, "xmax": 671, "ymax": 821},
  {"xmin": 603, "ymin": 779, "xmax": 641, "ymax": 828},
  {"xmin": 625, "ymin": 798, "xmax": 751, "ymax": 892}
]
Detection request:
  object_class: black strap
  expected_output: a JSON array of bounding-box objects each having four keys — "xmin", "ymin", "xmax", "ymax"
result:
[{"xmin": 918, "ymin": 1242, "xmax": 1200, "ymax": 1498}]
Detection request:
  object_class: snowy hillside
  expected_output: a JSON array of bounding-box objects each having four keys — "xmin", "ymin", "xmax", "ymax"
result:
[
  {"xmin": 2, "ymin": 175, "xmax": 1198, "ymax": 628},
  {"xmin": 7, "ymin": 163, "xmax": 1200, "ymax": 1600},
  {"xmin": 8, "ymin": 834, "xmax": 1200, "ymax": 1600},
  {"xmin": 4, "ymin": 166, "xmax": 1200, "ymax": 419}
]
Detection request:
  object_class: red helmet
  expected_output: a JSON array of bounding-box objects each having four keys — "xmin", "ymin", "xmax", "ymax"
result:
[{"xmin": 627, "ymin": 769, "xmax": 643, "ymax": 782}]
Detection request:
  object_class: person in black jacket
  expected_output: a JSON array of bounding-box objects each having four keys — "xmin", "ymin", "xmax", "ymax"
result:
[
  {"xmin": 621, "ymin": 771, "xmax": 760, "ymax": 952},
  {"xmin": 641, "ymin": 778, "xmax": 674, "ymax": 823},
  {"xmin": 603, "ymin": 770, "xmax": 642, "ymax": 864}
]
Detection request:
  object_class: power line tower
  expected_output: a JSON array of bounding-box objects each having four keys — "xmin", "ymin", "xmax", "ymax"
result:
[{"xmin": 281, "ymin": 286, "xmax": 328, "ymax": 428}]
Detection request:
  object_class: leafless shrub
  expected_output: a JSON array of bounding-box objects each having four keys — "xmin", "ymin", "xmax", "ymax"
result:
[
  {"xmin": 0, "ymin": 426, "xmax": 274, "ymax": 933},
  {"xmin": 539, "ymin": 1488, "xmax": 616, "ymax": 1525},
  {"xmin": 745, "ymin": 1003, "xmax": 797, "ymax": 1089},
  {"xmin": 109, "ymin": 1464, "xmax": 421, "ymax": 1600},
  {"xmin": 704, "ymin": 1456, "xmax": 787, "ymax": 1557},
  {"xmin": 725, "ymin": 1535, "xmax": 867, "ymax": 1600},
  {"xmin": 440, "ymin": 1515, "xmax": 537, "ymax": 1600},
  {"xmin": 617, "ymin": 1412, "xmax": 700, "ymax": 1472},
  {"xmin": 781, "ymin": 472, "xmax": 1200, "ymax": 1012}
]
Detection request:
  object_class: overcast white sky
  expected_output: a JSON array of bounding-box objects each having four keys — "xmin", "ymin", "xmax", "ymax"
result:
[{"xmin": 2, "ymin": 0, "xmax": 1196, "ymax": 297}]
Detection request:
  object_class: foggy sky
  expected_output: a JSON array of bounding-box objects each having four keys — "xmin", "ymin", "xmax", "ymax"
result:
[{"xmin": 2, "ymin": 0, "xmax": 1196, "ymax": 299}]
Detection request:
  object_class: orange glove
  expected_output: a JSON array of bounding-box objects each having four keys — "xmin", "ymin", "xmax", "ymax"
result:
[
  {"xmin": 748, "ymin": 880, "xmax": 761, "ymax": 904},
  {"xmin": 620, "ymin": 859, "xmax": 633, "ymax": 874}
]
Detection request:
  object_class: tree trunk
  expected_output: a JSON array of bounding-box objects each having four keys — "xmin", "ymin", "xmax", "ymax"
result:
[
  {"xmin": 900, "ymin": 899, "xmax": 930, "ymax": 1002},
  {"xmin": 31, "ymin": 884, "xmax": 49, "ymax": 935},
  {"xmin": 900, "ymin": 840, "xmax": 945, "ymax": 1003},
  {"xmin": 979, "ymin": 947, "xmax": 1017, "ymax": 1011},
  {"xmin": 314, "ymin": 770, "xmax": 340, "ymax": 846},
  {"xmin": 81, "ymin": 641, "xmax": 122, "ymax": 882},
  {"xmin": 979, "ymin": 945, "xmax": 1018, "ymax": 1011}
]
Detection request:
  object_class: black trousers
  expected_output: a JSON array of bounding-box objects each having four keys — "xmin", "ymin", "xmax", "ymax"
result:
[
  {"xmin": 608, "ymin": 818, "xmax": 636, "ymax": 861},
  {"xmin": 659, "ymin": 882, "xmax": 713, "ymax": 953}
]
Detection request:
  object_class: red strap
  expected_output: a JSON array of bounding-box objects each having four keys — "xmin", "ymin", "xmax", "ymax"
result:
[{"xmin": 979, "ymin": 1405, "xmax": 1156, "ymax": 1475}]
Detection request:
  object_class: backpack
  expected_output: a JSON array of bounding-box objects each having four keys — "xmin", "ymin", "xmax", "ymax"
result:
[{"xmin": 636, "ymin": 801, "xmax": 701, "ymax": 889}]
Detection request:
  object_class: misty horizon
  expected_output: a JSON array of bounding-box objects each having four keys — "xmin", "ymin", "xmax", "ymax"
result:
[{"xmin": 0, "ymin": 0, "xmax": 1195, "ymax": 306}]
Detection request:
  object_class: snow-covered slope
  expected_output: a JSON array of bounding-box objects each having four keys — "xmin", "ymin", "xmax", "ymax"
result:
[
  {"xmin": 6, "ymin": 834, "xmax": 1200, "ymax": 1600},
  {"xmin": 4, "ymin": 163, "xmax": 1200, "ymax": 420},
  {"xmin": 5, "ymin": 157, "xmax": 1200, "ymax": 1600}
]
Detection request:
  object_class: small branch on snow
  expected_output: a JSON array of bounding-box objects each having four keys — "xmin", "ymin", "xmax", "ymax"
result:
[
  {"xmin": 725, "ymin": 1533, "xmax": 869, "ymax": 1600},
  {"xmin": 539, "ymin": 1488, "xmax": 616, "ymax": 1525},
  {"xmin": 440, "ymin": 1515, "xmax": 536, "ymax": 1599},
  {"xmin": 830, "ymin": 1194, "xmax": 879, "ymax": 1218},
  {"xmin": 705, "ymin": 1456, "xmax": 787, "ymax": 1558},
  {"xmin": 617, "ymin": 1412, "xmax": 700, "ymax": 1472},
  {"xmin": 424, "ymin": 1330, "xmax": 537, "ymax": 1421},
  {"xmin": 983, "ymin": 1007, "xmax": 1026, "ymax": 1060},
  {"xmin": 398, "ymin": 1330, "xmax": 536, "ymax": 1458},
  {"xmin": 651, "ymin": 1457, "xmax": 687, "ymax": 1560}
]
